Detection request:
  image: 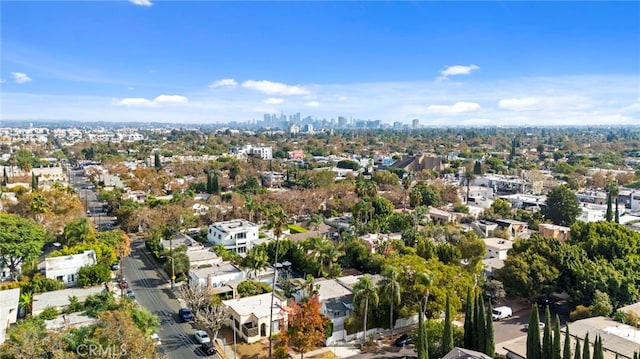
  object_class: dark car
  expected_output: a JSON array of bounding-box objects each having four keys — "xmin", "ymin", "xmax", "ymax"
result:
[
  {"xmin": 178, "ymin": 308, "xmax": 194, "ymax": 322},
  {"xmin": 200, "ymin": 341, "xmax": 216, "ymax": 356},
  {"xmin": 394, "ymin": 334, "xmax": 411, "ymax": 346},
  {"xmin": 537, "ymin": 297, "xmax": 556, "ymax": 308}
]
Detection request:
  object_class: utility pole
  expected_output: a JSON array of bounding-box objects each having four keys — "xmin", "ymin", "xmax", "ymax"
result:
[{"xmin": 169, "ymin": 234, "xmax": 175, "ymax": 290}]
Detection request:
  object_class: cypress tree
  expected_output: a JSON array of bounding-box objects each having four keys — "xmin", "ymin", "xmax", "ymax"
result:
[
  {"xmin": 2, "ymin": 167, "xmax": 7, "ymax": 186},
  {"xmin": 154, "ymin": 152, "xmax": 161, "ymax": 169},
  {"xmin": 606, "ymin": 192, "xmax": 613, "ymax": 221},
  {"xmin": 474, "ymin": 293, "xmax": 486, "ymax": 351},
  {"xmin": 206, "ymin": 172, "xmax": 212, "ymax": 194},
  {"xmin": 574, "ymin": 338, "xmax": 581, "ymax": 359},
  {"xmin": 593, "ymin": 335, "xmax": 603, "ymax": 359},
  {"xmin": 31, "ymin": 172, "xmax": 38, "ymax": 191},
  {"xmin": 442, "ymin": 294, "xmax": 454, "ymax": 353},
  {"xmin": 543, "ymin": 306, "xmax": 553, "ymax": 359},
  {"xmin": 417, "ymin": 310, "xmax": 428, "ymax": 359},
  {"xmin": 582, "ymin": 332, "xmax": 590, "ymax": 359},
  {"xmin": 484, "ymin": 300, "xmax": 495, "ymax": 357},
  {"xmin": 212, "ymin": 174, "xmax": 220, "ymax": 195},
  {"xmin": 615, "ymin": 201, "xmax": 620, "ymax": 223},
  {"xmin": 463, "ymin": 287, "xmax": 474, "ymax": 349},
  {"xmin": 473, "ymin": 161, "xmax": 482, "ymax": 175},
  {"xmin": 563, "ymin": 324, "xmax": 572, "ymax": 359},
  {"xmin": 527, "ymin": 305, "xmax": 541, "ymax": 359},
  {"xmin": 553, "ymin": 314, "xmax": 562, "ymax": 359}
]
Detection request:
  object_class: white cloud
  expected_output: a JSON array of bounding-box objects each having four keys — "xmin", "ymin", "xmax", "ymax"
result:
[
  {"xmin": 154, "ymin": 95, "xmax": 188, "ymax": 104},
  {"xmin": 11, "ymin": 72, "xmax": 32, "ymax": 84},
  {"xmin": 498, "ymin": 97, "xmax": 540, "ymax": 111},
  {"xmin": 264, "ymin": 98, "xmax": 284, "ymax": 105},
  {"xmin": 242, "ymin": 80, "xmax": 309, "ymax": 95},
  {"xmin": 427, "ymin": 102, "xmax": 480, "ymax": 114},
  {"xmin": 305, "ymin": 101, "xmax": 320, "ymax": 107},
  {"xmin": 438, "ymin": 64, "xmax": 479, "ymax": 81},
  {"xmin": 210, "ymin": 78, "xmax": 238, "ymax": 88},
  {"xmin": 114, "ymin": 94, "xmax": 188, "ymax": 107},
  {"xmin": 129, "ymin": 0, "xmax": 152, "ymax": 6},
  {"xmin": 115, "ymin": 98, "xmax": 156, "ymax": 107}
]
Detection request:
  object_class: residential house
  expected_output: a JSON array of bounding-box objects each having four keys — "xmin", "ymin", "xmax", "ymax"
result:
[
  {"xmin": 192, "ymin": 203, "xmax": 209, "ymax": 216},
  {"xmin": 39, "ymin": 250, "xmax": 97, "ymax": 287},
  {"xmin": 222, "ymin": 293, "xmax": 288, "ymax": 344},
  {"xmin": 207, "ymin": 219, "xmax": 259, "ymax": 254},
  {"xmin": 186, "ymin": 248, "xmax": 222, "ymax": 268},
  {"xmin": 32, "ymin": 286, "xmax": 105, "ymax": 316},
  {"xmin": 483, "ymin": 237, "xmax": 513, "ymax": 260},
  {"xmin": 442, "ymin": 347, "xmax": 493, "ymax": 359},
  {"xmin": 493, "ymin": 219, "xmax": 529, "ymax": 238},
  {"xmin": 188, "ymin": 262, "xmax": 245, "ymax": 292},
  {"xmin": 0, "ymin": 288, "xmax": 20, "ymax": 344},
  {"xmin": 388, "ymin": 153, "xmax": 444, "ymax": 172},
  {"xmin": 288, "ymin": 150, "xmax": 304, "ymax": 160},
  {"xmin": 578, "ymin": 203, "xmax": 606, "ymax": 223},
  {"xmin": 538, "ymin": 223, "xmax": 571, "ymax": 241}
]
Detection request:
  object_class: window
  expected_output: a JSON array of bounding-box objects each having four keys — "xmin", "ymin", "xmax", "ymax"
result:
[
  {"xmin": 237, "ymin": 246, "xmax": 246, "ymax": 254},
  {"xmin": 236, "ymin": 232, "xmax": 247, "ymax": 239},
  {"xmin": 56, "ymin": 275, "xmax": 64, "ymax": 282},
  {"xmin": 67, "ymin": 274, "xmax": 75, "ymax": 283}
]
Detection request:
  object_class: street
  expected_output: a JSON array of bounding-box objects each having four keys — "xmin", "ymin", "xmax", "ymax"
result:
[{"xmin": 123, "ymin": 239, "xmax": 220, "ymax": 358}]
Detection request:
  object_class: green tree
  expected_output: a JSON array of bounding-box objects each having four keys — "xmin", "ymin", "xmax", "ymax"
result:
[
  {"xmin": 15, "ymin": 148, "xmax": 33, "ymax": 172},
  {"xmin": 352, "ymin": 274, "xmax": 379, "ymax": 345},
  {"xmin": 484, "ymin": 300, "xmax": 494, "ymax": 356},
  {"xmin": 574, "ymin": 337, "xmax": 581, "ymax": 359},
  {"xmin": 0, "ymin": 214, "xmax": 46, "ymax": 279},
  {"xmin": 154, "ymin": 152, "xmax": 161, "ymax": 169},
  {"xmin": 542, "ymin": 185, "xmax": 581, "ymax": 226},
  {"xmin": 553, "ymin": 314, "xmax": 562, "ymax": 359},
  {"xmin": 582, "ymin": 332, "xmax": 590, "ymax": 359},
  {"xmin": 490, "ymin": 198, "xmax": 512, "ymax": 219},
  {"xmin": 563, "ymin": 324, "xmax": 572, "ymax": 359},
  {"xmin": 590, "ymin": 290, "xmax": 613, "ymax": 317},
  {"xmin": 473, "ymin": 160, "xmax": 482, "ymax": 175},
  {"xmin": 442, "ymin": 294, "xmax": 454, "ymax": 354},
  {"xmin": 417, "ymin": 309, "xmax": 429, "ymax": 359},
  {"xmin": 245, "ymin": 246, "xmax": 270, "ymax": 279},
  {"xmin": 473, "ymin": 293, "xmax": 485, "ymax": 350},
  {"xmin": 31, "ymin": 172, "xmax": 39, "ymax": 191},
  {"xmin": 542, "ymin": 306, "xmax": 553, "ymax": 359},
  {"xmin": 78, "ymin": 264, "xmax": 111, "ymax": 287},
  {"xmin": 379, "ymin": 266, "xmax": 402, "ymax": 337},
  {"xmin": 463, "ymin": 286, "xmax": 474, "ymax": 349},
  {"xmin": 527, "ymin": 305, "xmax": 541, "ymax": 359}
]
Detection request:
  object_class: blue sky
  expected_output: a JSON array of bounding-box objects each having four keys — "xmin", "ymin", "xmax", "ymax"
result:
[{"xmin": 1, "ymin": 1, "xmax": 639, "ymax": 125}]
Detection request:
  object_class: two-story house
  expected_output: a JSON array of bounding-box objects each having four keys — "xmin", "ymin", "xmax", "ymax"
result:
[
  {"xmin": 39, "ymin": 250, "xmax": 97, "ymax": 287},
  {"xmin": 207, "ymin": 220, "xmax": 259, "ymax": 254},
  {"xmin": 222, "ymin": 293, "xmax": 288, "ymax": 344}
]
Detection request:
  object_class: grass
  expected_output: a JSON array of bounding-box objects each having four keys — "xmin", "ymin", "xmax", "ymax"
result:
[
  {"xmin": 288, "ymin": 224, "xmax": 309, "ymax": 233},
  {"xmin": 308, "ymin": 352, "xmax": 339, "ymax": 359}
]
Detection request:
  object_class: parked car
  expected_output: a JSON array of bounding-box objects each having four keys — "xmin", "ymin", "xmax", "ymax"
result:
[
  {"xmin": 394, "ymin": 333, "xmax": 411, "ymax": 346},
  {"xmin": 194, "ymin": 330, "xmax": 211, "ymax": 344},
  {"xmin": 126, "ymin": 289, "xmax": 135, "ymax": 299},
  {"xmin": 178, "ymin": 308, "xmax": 194, "ymax": 322},
  {"xmin": 536, "ymin": 297, "xmax": 556, "ymax": 308},
  {"xmin": 120, "ymin": 280, "xmax": 128, "ymax": 289},
  {"xmin": 524, "ymin": 322, "xmax": 545, "ymax": 331},
  {"xmin": 200, "ymin": 341, "xmax": 216, "ymax": 356},
  {"xmin": 492, "ymin": 306, "xmax": 513, "ymax": 321},
  {"xmin": 111, "ymin": 263, "xmax": 120, "ymax": 271},
  {"xmin": 150, "ymin": 333, "xmax": 162, "ymax": 346}
]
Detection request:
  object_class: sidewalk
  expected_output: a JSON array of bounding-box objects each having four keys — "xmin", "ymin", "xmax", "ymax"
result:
[{"xmin": 304, "ymin": 344, "xmax": 361, "ymax": 358}]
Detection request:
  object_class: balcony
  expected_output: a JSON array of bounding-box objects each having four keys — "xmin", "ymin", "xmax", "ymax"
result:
[{"xmin": 242, "ymin": 322, "xmax": 258, "ymax": 338}]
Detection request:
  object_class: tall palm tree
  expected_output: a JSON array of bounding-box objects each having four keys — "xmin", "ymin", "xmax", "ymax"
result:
[
  {"xmin": 246, "ymin": 247, "xmax": 269, "ymax": 279},
  {"xmin": 266, "ymin": 203, "xmax": 288, "ymax": 359},
  {"xmin": 464, "ymin": 170, "xmax": 475, "ymax": 204},
  {"xmin": 379, "ymin": 266, "xmax": 402, "ymax": 337},
  {"xmin": 317, "ymin": 240, "xmax": 339, "ymax": 276},
  {"xmin": 352, "ymin": 274, "xmax": 379, "ymax": 345},
  {"xmin": 244, "ymin": 194, "xmax": 258, "ymax": 223}
]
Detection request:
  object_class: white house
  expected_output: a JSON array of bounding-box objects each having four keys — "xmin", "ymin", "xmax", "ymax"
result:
[
  {"xmin": 483, "ymin": 237, "xmax": 513, "ymax": 260},
  {"xmin": 578, "ymin": 203, "xmax": 606, "ymax": 223},
  {"xmin": 188, "ymin": 262, "xmax": 245, "ymax": 289},
  {"xmin": 39, "ymin": 250, "xmax": 97, "ymax": 287},
  {"xmin": 0, "ymin": 288, "xmax": 20, "ymax": 344},
  {"xmin": 207, "ymin": 219, "xmax": 259, "ymax": 254},
  {"xmin": 223, "ymin": 293, "xmax": 288, "ymax": 344}
]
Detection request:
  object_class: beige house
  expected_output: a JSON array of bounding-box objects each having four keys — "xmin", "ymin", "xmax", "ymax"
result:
[
  {"xmin": 538, "ymin": 223, "xmax": 571, "ymax": 241},
  {"xmin": 222, "ymin": 293, "xmax": 288, "ymax": 344}
]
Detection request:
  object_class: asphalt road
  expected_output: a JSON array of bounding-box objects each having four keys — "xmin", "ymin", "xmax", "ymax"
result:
[
  {"xmin": 123, "ymin": 239, "xmax": 220, "ymax": 359},
  {"xmin": 69, "ymin": 169, "xmax": 117, "ymax": 231}
]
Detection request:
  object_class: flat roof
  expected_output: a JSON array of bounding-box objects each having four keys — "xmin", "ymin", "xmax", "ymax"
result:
[
  {"xmin": 190, "ymin": 262, "xmax": 241, "ymax": 278},
  {"xmin": 315, "ymin": 279, "xmax": 353, "ymax": 301},
  {"xmin": 483, "ymin": 237, "xmax": 513, "ymax": 250},
  {"xmin": 33, "ymin": 286, "xmax": 105, "ymax": 314},
  {"xmin": 223, "ymin": 293, "xmax": 285, "ymax": 320},
  {"xmin": 211, "ymin": 219, "xmax": 258, "ymax": 233}
]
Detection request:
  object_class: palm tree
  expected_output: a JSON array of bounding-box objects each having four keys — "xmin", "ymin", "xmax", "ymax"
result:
[
  {"xmin": 416, "ymin": 271, "xmax": 433, "ymax": 314},
  {"xmin": 464, "ymin": 170, "xmax": 475, "ymax": 204},
  {"xmin": 352, "ymin": 274, "xmax": 379, "ymax": 345},
  {"xmin": 19, "ymin": 291, "xmax": 33, "ymax": 316},
  {"xmin": 317, "ymin": 241, "xmax": 339, "ymax": 277},
  {"xmin": 379, "ymin": 266, "xmax": 402, "ymax": 337},
  {"xmin": 309, "ymin": 213, "xmax": 325, "ymax": 232},
  {"xmin": 402, "ymin": 175, "xmax": 412, "ymax": 211},
  {"xmin": 246, "ymin": 247, "xmax": 269, "ymax": 279},
  {"xmin": 266, "ymin": 203, "xmax": 288, "ymax": 359}
]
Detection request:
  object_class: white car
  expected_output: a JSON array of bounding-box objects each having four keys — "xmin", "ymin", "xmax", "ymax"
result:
[
  {"xmin": 150, "ymin": 333, "xmax": 162, "ymax": 346},
  {"xmin": 194, "ymin": 330, "xmax": 211, "ymax": 344},
  {"xmin": 524, "ymin": 322, "xmax": 545, "ymax": 330}
]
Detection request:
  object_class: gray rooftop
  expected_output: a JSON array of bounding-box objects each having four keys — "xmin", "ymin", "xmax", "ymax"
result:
[
  {"xmin": 190, "ymin": 262, "xmax": 242, "ymax": 279},
  {"xmin": 33, "ymin": 286, "xmax": 105, "ymax": 314}
]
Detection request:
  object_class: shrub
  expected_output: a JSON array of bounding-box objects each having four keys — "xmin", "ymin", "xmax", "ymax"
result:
[
  {"xmin": 64, "ymin": 295, "xmax": 83, "ymax": 314},
  {"xmin": 84, "ymin": 291, "xmax": 116, "ymax": 317},
  {"xmin": 38, "ymin": 306, "xmax": 59, "ymax": 320},
  {"xmin": 570, "ymin": 305, "xmax": 592, "ymax": 321},
  {"xmin": 78, "ymin": 264, "xmax": 111, "ymax": 287}
]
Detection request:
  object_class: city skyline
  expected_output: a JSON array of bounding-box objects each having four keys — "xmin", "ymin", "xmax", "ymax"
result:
[{"xmin": 1, "ymin": 1, "xmax": 639, "ymax": 126}]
